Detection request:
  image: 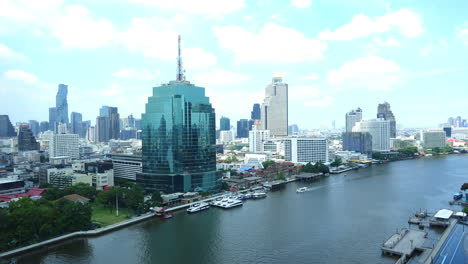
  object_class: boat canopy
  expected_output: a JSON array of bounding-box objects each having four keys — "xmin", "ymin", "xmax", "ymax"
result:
[{"xmin": 434, "ymin": 209, "xmax": 453, "ymax": 220}]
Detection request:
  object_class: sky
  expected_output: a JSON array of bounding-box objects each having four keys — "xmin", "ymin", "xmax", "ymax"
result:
[{"xmin": 0, "ymin": 0, "xmax": 467, "ymax": 129}]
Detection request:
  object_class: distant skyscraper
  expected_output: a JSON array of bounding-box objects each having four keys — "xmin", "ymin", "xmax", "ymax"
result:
[
  {"xmin": 49, "ymin": 107, "xmax": 57, "ymax": 131},
  {"xmin": 70, "ymin": 112, "xmax": 82, "ymax": 136},
  {"xmin": 127, "ymin": 114, "xmax": 136, "ymax": 129},
  {"xmin": 96, "ymin": 116, "xmax": 109, "ymax": 143},
  {"xmin": 288, "ymin": 124, "xmax": 299, "ymax": 135},
  {"xmin": 342, "ymin": 132, "xmax": 373, "ymax": 157},
  {"xmin": 18, "ymin": 125, "xmax": 40, "ymax": 151},
  {"xmin": 220, "ymin": 116, "xmax": 230, "ymax": 131},
  {"xmin": 28, "ymin": 120, "xmax": 39, "ymax": 136},
  {"xmin": 39, "ymin": 121, "xmax": 49, "ymax": 133},
  {"xmin": 81, "ymin": 120, "xmax": 91, "ymax": 138},
  {"xmin": 99, "ymin": 106, "xmax": 120, "ymax": 140},
  {"xmin": 448, "ymin": 117, "xmax": 455, "ymax": 127},
  {"xmin": 136, "ymin": 35, "xmax": 219, "ymax": 194},
  {"xmin": 251, "ymin": 103, "xmax": 261, "ymax": 120},
  {"xmin": 134, "ymin": 118, "xmax": 142, "ymax": 130},
  {"xmin": 332, "ymin": 120, "xmax": 336, "ymax": 129},
  {"xmin": 377, "ymin": 102, "xmax": 396, "ymax": 138},
  {"xmin": 354, "ymin": 118, "xmax": 390, "ymax": 152},
  {"xmin": 0, "ymin": 115, "xmax": 16, "ymax": 137},
  {"xmin": 345, "ymin": 108, "xmax": 362, "ymax": 132},
  {"xmin": 56, "ymin": 84, "xmax": 69, "ymax": 124},
  {"xmin": 237, "ymin": 119, "xmax": 250, "ymax": 138},
  {"xmin": 261, "ymin": 77, "xmax": 288, "ymax": 137}
]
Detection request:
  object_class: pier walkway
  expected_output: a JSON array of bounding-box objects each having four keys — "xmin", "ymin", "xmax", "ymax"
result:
[{"xmin": 382, "ymin": 228, "xmax": 428, "ymax": 257}]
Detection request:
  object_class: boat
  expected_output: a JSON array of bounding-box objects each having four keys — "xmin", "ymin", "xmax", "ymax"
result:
[
  {"xmin": 252, "ymin": 191, "xmax": 267, "ymax": 199},
  {"xmin": 219, "ymin": 199, "xmax": 243, "ymax": 209},
  {"xmin": 453, "ymin": 192, "xmax": 463, "ymax": 200},
  {"xmin": 150, "ymin": 207, "xmax": 166, "ymax": 216},
  {"xmin": 187, "ymin": 202, "xmax": 210, "ymax": 213},
  {"xmin": 296, "ymin": 187, "xmax": 307, "ymax": 193},
  {"xmin": 162, "ymin": 212, "xmax": 173, "ymax": 219},
  {"xmin": 213, "ymin": 198, "xmax": 230, "ymax": 207}
]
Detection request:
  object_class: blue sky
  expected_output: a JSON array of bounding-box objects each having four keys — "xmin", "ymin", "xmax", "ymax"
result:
[{"xmin": 0, "ymin": 0, "xmax": 467, "ymax": 129}]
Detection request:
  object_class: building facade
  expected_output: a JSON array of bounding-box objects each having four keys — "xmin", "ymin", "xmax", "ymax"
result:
[
  {"xmin": 70, "ymin": 112, "xmax": 82, "ymax": 136},
  {"xmin": 0, "ymin": 115, "xmax": 16, "ymax": 137},
  {"xmin": 56, "ymin": 84, "xmax": 69, "ymax": 125},
  {"xmin": 112, "ymin": 154, "xmax": 142, "ymax": 181},
  {"xmin": 220, "ymin": 116, "xmax": 230, "ymax": 131},
  {"xmin": 353, "ymin": 118, "xmax": 390, "ymax": 152},
  {"xmin": 251, "ymin": 103, "xmax": 261, "ymax": 120},
  {"xmin": 249, "ymin": 129, "xmax": 270, "ymax": 153},
  {"xmin": 377, "ymin": 102, "xmax": 396, "ymax": 138},
  {"xmin": 342, "ymin": 132, "xmax": 372, "ymax": 157},
  {"xmin": 237, "ymin": 119, "xmax": 253, "ymax": 138},
  {"xmin": 284, "ymin": 138, "xmax": 329, "ymax": 163},
  {"xmin": 421, "ymin": 130, "xmax": 446, "ymax": 149},
  {"xmin": 261, "ymin": 77, "xmax": 288, "ymax": 137},
  {"xmin": 18, "ymin": 125, "xmax": 40, "ymax": 151},
  {"xmin": 50, "ymin": 133, "xmax": 79, "ymax": 159},
  {"xmin": 345, "ymin": 108, "xmax": 362, "ymax": 132}
]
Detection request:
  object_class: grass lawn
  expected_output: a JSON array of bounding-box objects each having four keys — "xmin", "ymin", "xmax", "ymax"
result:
[{"xmin": 91, "ymin": 204, "xmax": 134, "ymax": 226}]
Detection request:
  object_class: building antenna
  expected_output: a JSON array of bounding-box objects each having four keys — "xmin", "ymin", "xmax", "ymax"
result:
[{"xmin": 177, "ymin": 35, "xmax": 185, "ymax": 81}]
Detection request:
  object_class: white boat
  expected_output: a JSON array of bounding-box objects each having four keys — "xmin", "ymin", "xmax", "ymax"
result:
[
  {"xmin": 219, "ymin": 199, "xmax": 243, "ymax": 209},
  {"xmin": 252, "ymin": 191, "xmax": 267, "ymax": 199},
  {"xmin": 187, "ymin": 202, "xmax": 210, "ymax": 213},
  {"xmin": 213, "ymin": 198, "xmax": 230, "ymax": 207},
  {"xmin": 296, "ymin": 187, "xmax": 307, "ymax": 193}
]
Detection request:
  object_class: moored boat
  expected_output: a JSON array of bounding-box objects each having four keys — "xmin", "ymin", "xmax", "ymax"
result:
[
  {"xmin": 251, "ymin": 191, "xmax": 267, "ymax": 199},
  {"xmin": 187, "ymin": 202, "xmax": 210, "ymax": 213}
]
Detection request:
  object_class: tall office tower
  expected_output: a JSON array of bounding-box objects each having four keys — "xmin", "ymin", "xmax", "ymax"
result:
[
  {"xmin": 127, "ymin": 114, "xmax": 136, "ymax": 129},
  {"xmin": 49, "ymin": 107, "xmax": 57, "ymax": 131},
  {"xmin": 136, "ymin": 35, "xmax": 219, "ymax": 194},
  {"xmin": 99, "ymin": 106, "xmax": 120, "ymax": 140},
  {"xmin": 56, "ymin": 84, "xmax": 69, "ymax": 124},
  {"xmin": 134, "ymin": 118, "xmax": 142, "ymax": 130},
  {"xmin": 260, "ymin": 76, "xmax": 288, "ymax": 137},
  {"xmin": 220, "ymin": 116, "xmax": 230, "ymax": 131},
  {"xmin": 28, "ymin": 120, "xmax": 39, "ymax": 136},
  {"xmin": 456, "ymin": 116, "xmax": 462, "ymax": 127},
  {"xmin": 345, "ymin": 108, "xmax": 362, "ymax": 132},
  {"xmin": 284, "ymin": 138, "xmax": 329, "ymax": 163},
  {"xmin": 39, "ymin": 121, "xmax": 49, "ymax": 133},
  {"xmin": 18, "ymin": 125, "xmax": 40, "ymax": 151},
  {"xmin": 70, "ymin": 112, "xmax": 82, "ymax": 136},
  {"xmin": 448, "ymin": 117, "xmax": 455, "ymax": 127},
  {"xmin": 353, "ymin": 118, "xmax": 390, "ymax": 152},
  {"xmin": 377, "ymin": 102, "xmax": 396, "ymax": 138},
  {"xmin": 95, "ymin": 116, "xmax": 109, "ymax": 143},
  {"xmin": 50, "ymin": 133, "xmax": 79, "ymax": 159},
  {"xmin": 251, "ymin": 103, "xmax": 261, "ymax": 120},
  {"xmin": 237, "ymin": 119, "xmax": 250, "ymax": 138},
  {"xmin": 81, "ymin": 120, "xmax": 91, "ymax": 138},
  {"xmin": 288, "ymin": 124, "xmax": 299, "ymax": 135},
  {"xmin": 342, "ymin": 132, "xmax": 373, "ymax": 157},
  {"xmin": 87, "ymin": 126, "xmax": 95, "ymax": 143},
  {"xmin": 0, "ymin": 115, "xmax": 16, "ymax": 137},
  {"xmin": 249, "ymin": 127, "xmax": 270, "ymax": 152}
]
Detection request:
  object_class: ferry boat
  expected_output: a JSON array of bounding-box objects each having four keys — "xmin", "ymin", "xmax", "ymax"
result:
[
  {"xmin": 187, "ymin": 202, "xmax": 210, "ymax": 213},
  {"xmin": 252, "ymin": 191, "xmax": 267, "ymax": 199},
  {"xmin": 296, "ymin": 187, "xmax": 307, "ymax": 193},
  {"xmin": 219, "ymin": 199, "xmax": 243, "ymax": 209},
  {"xmin": 213, "ymin": 198, "xmax": 230, "ymax": 207}
]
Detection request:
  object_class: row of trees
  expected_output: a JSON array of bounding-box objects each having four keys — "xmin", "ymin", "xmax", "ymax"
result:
[
  {"xmin": 0, "ymin": 197, "xmax": 92, "ymax": 252},
  {"xmin": 302, "ymin": 161, "xmax": 330, "ymax": 174},
  {"xmin": 94, "ymin": 181, "xmax": 147, "ymax": 215}
]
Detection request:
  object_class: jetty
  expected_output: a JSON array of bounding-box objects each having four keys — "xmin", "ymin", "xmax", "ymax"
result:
[{"xmin": 295, "ymin": 173, "xmax": 323, "ymax": 181}]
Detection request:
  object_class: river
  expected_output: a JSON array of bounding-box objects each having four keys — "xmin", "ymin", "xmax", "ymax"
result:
[{"xmin": 13, "ymin": 155, "xmax": 468, "ymax": 264}]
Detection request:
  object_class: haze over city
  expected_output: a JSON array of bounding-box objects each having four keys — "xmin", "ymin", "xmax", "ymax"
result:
[{"xmin": 1, "ymin": 0, "xmax": 467, "ymax": 128}]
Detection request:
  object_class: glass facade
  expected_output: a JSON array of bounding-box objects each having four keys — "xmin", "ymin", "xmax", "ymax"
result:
[{"xmin": 137, "ymin": 80, "xmax": 220, "ymax": 194}]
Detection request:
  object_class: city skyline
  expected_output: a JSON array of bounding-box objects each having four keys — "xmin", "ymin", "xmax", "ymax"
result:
[{"xmin": 0, "ymin": 0, "xmax": 467, "ymax": 129}]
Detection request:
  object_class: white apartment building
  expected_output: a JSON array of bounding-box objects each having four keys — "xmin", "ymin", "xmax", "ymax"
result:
[
  {"xmin": 50, "ymin": 133, "xmax": 79, "ymax": 160},
  {"xmin": 353, "ymin": 118, "xmax": 390, "ymax": 152},
  {"xmin": 249, "ymin": 129, "xmax": 270, "ymax": 152},
  {"xmin": 284, "ymin": 138, "xmax": 329, "ymax": 163}
]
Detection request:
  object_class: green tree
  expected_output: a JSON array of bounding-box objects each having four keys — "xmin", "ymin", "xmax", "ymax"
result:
[
  {"xmin": 151, "ymin": 191, "xmax": 163, "ymax": 206},
  {"xmin": 330, "ymin": 158, "xmax": 342, "ymax": 167},
  {"xmin": 262, "ymin": 160, "xmax": 276, "ymax": 170},
  {"xmin": 433, "ymin": 147, "xmax": 441, "ymax": 154},
  {"xmin": 64, "ymin": 183, "xmax": 97, "ymax": 199},
  {"xmin": 276, "ymin": 171, "xmax": 286, "ymax": 181}
]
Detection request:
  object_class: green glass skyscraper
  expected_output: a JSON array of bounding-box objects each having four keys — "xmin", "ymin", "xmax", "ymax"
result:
[{"xmin": 137, "ymin": 36, "xmax": 219, "ymax": 194}]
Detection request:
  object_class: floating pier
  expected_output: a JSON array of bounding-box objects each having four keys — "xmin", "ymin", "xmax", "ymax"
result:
[{"xmin": 381, "ymin": 228, "xmax": 428, "ymax": 258}]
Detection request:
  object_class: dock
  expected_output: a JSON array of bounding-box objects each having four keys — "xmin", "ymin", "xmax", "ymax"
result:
[
  {"xmin": 295, "ymin": 173, "xmax": 323, "ymax": 181},
  {"xmin": 381, "ymin": 228, "xmax": 429, "ymax": 259}
]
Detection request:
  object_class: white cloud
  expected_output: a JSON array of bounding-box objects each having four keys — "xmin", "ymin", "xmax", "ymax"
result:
[
  {"xmin": 373, "ymin": 37, "xmax": 400, "ymax": 47},
  {"xmin": 318, "ymin": 9, "xmax": 423, "ymax": 41},
  {"xmin": 213, "ymin": 23, "xmax": 327, "ymax": 63},
  {"xmin": 124, "ymin": 0, "xmax": 245, "ymax": 15},
  {"xmin": 50, "ymin": 5, "xmax": 114, "ymax": 49},
  {"xmin": 456, "ymin": 22, "xmax": 468, "ymax": 45},
  {"xmin": 301, "ymin": 73, "xmax": 320, "ymax": 80},
  {"xmin": 327, "ymin": 56, "xmax": 401, "ymax": 90},
  {"xmin": 3, "ymin": 70, "xmax": 38, "ymax": 84},
  {"xmin": 112, "ymin": 68, "xmax": 158, "ymax": 81},
  {"xmin": 291, "ymin": 0, "xmax": 311, "ymax": 8},
  {"xmin": 193, "ymin": 70, "xmax": 249, "ymax": 86},
  {"xmin": 0, "ymin": 44, "xmax": 28, "ymax": 62}
]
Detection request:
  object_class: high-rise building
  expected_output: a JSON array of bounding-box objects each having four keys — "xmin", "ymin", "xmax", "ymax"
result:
[
  {"xmin": 112, "ymin": 154, "xmax": 142, "ymax": 181},
  {"xmin": 39, "ymin": 121, "xmax": 49, "ymax": 133},
  {"xmin": 237, "ymin": 119, "xmax": 251, "ymax": 138},
  {"xmin": 87, "ymin": 126, "xmax": 95, "ymax": 143},
  {"xmin": 99, "ymin": 106, "xmax": 120, "ymax": 140},
  {"xmin": 249, "ymin": 128, "xmax": 270, "ymax": 152},
  {"xmin": 342, "ymin": 132, "xmax": 373, "ymax": 157},
  {"xmin": 56, "ymin": 84, "xmax": 69, "ymax": 125},
  {"xmin": 420, "ymin": 130, "xmax": 446, "ymax": 149},
  {"xmin": 288, "ymin": 124, "xmax": 299, "ymax": 135},
  {"xmin": 220, "ymin": 116, "xmax": 230, "ymax": 131},
  {"xmin": 18, "ymin": 125, "xmax": 40, "ymax": 151},
  {"xmin": 0, "ymin": 115, "xmax": 16, "ymax": 137},
  {"xmin": 377, "ymin": 102, "xmax": 396, "ymax": 138},
  {"xmin": 135, "ymin": 118, "xmax": 142, "ymax": 130},
  {"xmin": 345, "ymin": 108, "xmax": 362, "ymax": 132},
  {"xmin": 127, "ymin": 114, "xmax": 136, "ymax": 129},
  {"xmin": 353, "ymin": 118, "xmax": 390, "ymax": 152},
  {"xmin": 261, "ymin": 77, "xmax": 288, "ymax": 137},
  {"xmin": 95, "ymin": 116, "xmax": 109, "ymax": 143},
  {"xmin": 448, "ymin": 117, "xmax": 455, "ymax": 127},
  {"xmin": 70, "ymin": 112, "xmax": 82, "ymax": 136},
  {"xmin": 49, "ymin": 107, "xmax": 57, "ymax": 131},
  {"xmin": 81, "ymin": 120, "xmax": 91, "ymax": 138},
  {"xmin": 251, "ymin": 103, "xmax": 261, "ymax": 120},
  {"xmin": 50, "ymin": 133, "xmax": 79, "ymax": 159},
  {"xmin": 136, "ymin": 35, "xmax": 219, "ymax": 194},
  {"xmin": 28, "ymin": 120, "xmax": 39, "ymax": 136},
  {"xmin": 219, "ymin": 130, "xmax": 233, "ymax": 144},
  {"xmin": 284, "ymin": 138, "xmax": 329, "ymax": 163}
]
